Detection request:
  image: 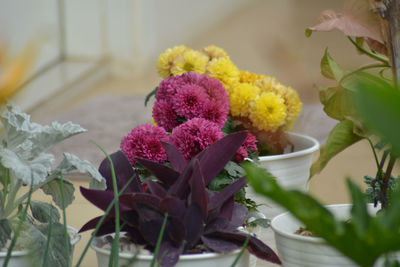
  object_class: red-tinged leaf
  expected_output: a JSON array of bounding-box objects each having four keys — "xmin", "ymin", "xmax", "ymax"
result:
[
  {"xmin": 135, "ymin": 157, "xmax": 179, "ymax": 186},
  {"xmin": 201, "ymin": 235, "xmax": 239, "ymax": 253},
  {"xmin": 190, "ymin": 160, "xmax": 208, "ymax": 217},
  {"xmin": 158, "ymin": 242, "xmax": 184, "ymax": 267},
  {"xmin": 196, "ymin": 131, "xmax": 248, "ymax": 185},
  {"xmin": 183, "ymin": 203, "xmax": 204, "ymax": 248},
  {"xmin": 160, "ymin": 197, "xmax": 186, "ymax": 218},
  {"xmin": 308, "ymin": 0, "xmax": 382, "ymax": 42},
  {"xmin": 365, "ymin": 38, "xmax": 387, "ymax": 55},
  {"xmin": 208, "ymin": 178, "xmax": 247, "ymax": 211},
  {"xmin": 80, "ymin": 187, "xmax": 130, "ymax": 213},
  {"xmin": 162, "ymin": 142, "xmax": 187, "ymax": 172},
  {"xmin": 119, "ymin": 193, "xmax": 162, "ymax": 211},
  {"xmin": 99, "ymin": 150, "xmax": 142, "ymax": 193},
  {"xmin": 208, "ymin": 231, "xmax": 281, "ymax": 264},
  {"xmin": 147, "ymin": 180, "xmax": 167, "ymax": 198}
]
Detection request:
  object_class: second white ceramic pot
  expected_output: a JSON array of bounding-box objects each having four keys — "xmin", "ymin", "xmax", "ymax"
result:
[{"xmin": 257, "ymin": 132, "xmax": 319, "ymax": 192}]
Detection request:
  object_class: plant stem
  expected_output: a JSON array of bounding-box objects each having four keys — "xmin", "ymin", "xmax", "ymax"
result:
[
  {"xmin": 367, "ymin": 138, "xmax": 384, "ymax": 174},
  {"xmin": 347, "ymin": 37, "xmax": 389, "ymax": 64},
  {"xmin": 59, "ymin": 173, "xmax": 70, "ymax": 267},
  {"xmin": 75, "ymin": 175, "xmax": 135, "ymax": 267},
  {"xmin": 340, "ymin": 64, "xmax": 389, "ymax": 83},
  {"xmin": 42, "ymin": 215, "xmax": 53, "ymax": 267},
  {"xmin": 381, "ymin": 155, "xmax": 397, "ymax": 209},
  {"xmin": 230, "ymin": 234, "xmax": 250, "ymax": 267}
]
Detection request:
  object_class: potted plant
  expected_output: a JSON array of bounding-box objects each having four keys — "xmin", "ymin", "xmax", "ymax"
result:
[
  {"xmin": 79, "ymin": 132, "xmax": 281, "ymax": 267},
  {"xmin": 0, "ymin": 105, "xmax": 105, "ymax": 266},
  {"xmin": 146, "ymin": 44, "xmax": 319, "ymax": 192}
]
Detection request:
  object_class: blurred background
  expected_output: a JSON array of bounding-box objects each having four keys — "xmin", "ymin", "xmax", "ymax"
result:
[{"xmin": 2, "ymin": 0, "xmax": 395, "ymax": 266}]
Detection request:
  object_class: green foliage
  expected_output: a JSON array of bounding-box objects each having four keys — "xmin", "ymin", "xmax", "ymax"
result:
[
  {"xmin": 311, "ymin": 119, "xmax": 362, "ymax": 176},
  {"xmin": 29, "ymin": 201, "xmax": 60, "ymax": 223},
  {"xmin": 145, "ymin": 86, "xmax": 158, "ymax": 107},
  {"xmin": 0, "ymin": 219, "xmax": 11, "ymax": 249},
  {"xmin": 244, "ymin": 162, "xmax": 400, "ymax": 267},
  {"xmin": 41, "ymin": 179, "xmax": 75, "ymax": 209}
]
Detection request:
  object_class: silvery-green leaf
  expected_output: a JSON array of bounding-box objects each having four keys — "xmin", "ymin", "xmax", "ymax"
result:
[
  {"xmin": 55, "ymin": 153, "xmax": 105, "ymax": 187},
  {"xmin": 26, "ymin": 222, "xmax": 70, "ymax": 267},
  {"xmin": 41, "ymin": 179, "xmax": 75, "ymax": 209},
  {"xmin": 0, "ymin": 219, "xmax": 11, "ymax": 249},
  {"xmin": 30, "ymin": 201, "xmax": 60, "ymax": 223},
  {"xmin": 2, "ymin": 105, "xmax": 86, "ymax": 157},
  {"xmin": 0, "ymin": 148, "xmax": 53, "ymax": 185}
]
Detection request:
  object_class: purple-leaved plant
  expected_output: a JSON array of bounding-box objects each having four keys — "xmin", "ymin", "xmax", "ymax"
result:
[{"xmin": 79, "ymin": 132, "xmax": 280, "ymax": 266}]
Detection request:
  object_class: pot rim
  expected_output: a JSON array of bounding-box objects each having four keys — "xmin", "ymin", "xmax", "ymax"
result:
[
  {"xmin": 91, "ymin": 236, "xmax": 242, "ymax": 260},
  {"xmin": 258, "ymin": 132, "xmax": 319, "ymax": 161},
  {"xmin": 270, "ymin": 203, "xmax": 353, "ymax": 243},
  {"xmin": 0, "ymin": 225, "xmax": 81, "ymax": 257}
]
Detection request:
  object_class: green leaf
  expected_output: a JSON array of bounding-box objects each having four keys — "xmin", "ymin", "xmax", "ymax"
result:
[
  {"xmin": 27, "ymin": 223, "xmax": 71, "ymax": 267},
  {"xmin": 145, "ymin": 86, "xmax": 158, "ymax": 107},
  {"xmin": 353, "ymin": 75, "xmax": 400, "ymax": 156},
  {"xmin": 310, "ymin": 120, "xmax": 362, "ymax": 177},
  {"xmin": 0, "ymin": 219, "xmax": 11, "ymax": 249},
  {"xmin": 320, "ymin": 49, "xmax": 344, "ymax": 81},
  {"xmin": 247, "ymin": 218, "xmax": 270, "ymax": 228},
  {"xmin": 347, "ymin": 179, "xmax": 369, "ymax": 235},
  {"xmin": 319, "ymin": 84, "xmax": 356, "ymax": 121},
  {"xmin": 29, "ymin": 201, "xmax": 60, "ymax": 223},
  {"xmin": 224, "ymin": 161, "xmax": 244, "ymax": 177},
  {"xmin": 305, "ymin": 28, "xmax": 312, "ymax": 37},
  {"xmin": 53, "ymin": 153, "xmax": 105, "ymax": 190},
  {"xmin": 41, "ymin": 179, "xmax": 75, "ymax": 209}
]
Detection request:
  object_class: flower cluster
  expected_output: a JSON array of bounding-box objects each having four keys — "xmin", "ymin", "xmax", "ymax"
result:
[{"xmin": 156, "ymin": 45, "xmax": 302, "ymax": 154}]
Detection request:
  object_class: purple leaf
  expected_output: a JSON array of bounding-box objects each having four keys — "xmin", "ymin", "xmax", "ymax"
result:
[
  {"xmin": 166, "ymin": 217, "xmax": 186, "ymax": 247},
  {"xmin": 168, "ymin": 161, "xmax": 194, "ymax": 197},
  {"xmin": 147, "ymin": 180, "xmax": 167, "ymax": 198},
  {"xmin": 162, "ymin": 142, "xmax": 187, "ymax": 172},
  {"xmin": 99, "ymin": 150, "xmax": 142, "ymax": 193},
  {"xmin": 230, "ymin": 203, "xmax": 249, "ymax": 228},
  {"xmin": 80, "ymin": 187, "xmax": 130, "ymax": 214},
  {"xmin": 119, "ymin": 193, "xmax": 162, "ymax": 211},
  {"xmin": 196, "ymin": 131, "xmax": 247, "ymax": 185},
  {"xmin": 201, "ymin": 235, "xmax": 239, "ymax": 253},
  {"xmin": 207, "ymin": 178, "xmax": 246, "ymax": 211},
  {"xmin": 183, "ymin": 203, "xmax": 204, "ymax": 248},
  {"xmin": 208, "ymin": 231, "xmax": 281, "ymax": 264},
  {"xmin": 219, "ymin": 196, "xmax": 234, "ymax": 221},
  {"xmin": 139, "ymin": 217, "xmax": 165, "ymax": 246},
  {"xmin": 125, "ymin": 225, "xmax": 146, "ymax": 245},
  {"xmin": 120, "ymin": 211, "xmax": 139, "ymax": 227},
  {"xmin": 158, "ymin": 242, "xmax": 184, "ymax": 267},
  {"xmin": 204, "ymin": 217, "xmax": 229, "ymax": 234},
  {"xmin": 190, "ymin": 160, "xmax": 208, "ymax": 217},
  {"xmin": 160, "ymin": 196, "xmax": 186, "ymax": 218},
  {"xmin": 135, "ymin": 157, "xmax": 179, "ymax": 186}
]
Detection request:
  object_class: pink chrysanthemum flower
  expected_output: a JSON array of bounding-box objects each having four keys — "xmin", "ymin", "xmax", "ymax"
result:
[
  {"xmin": 153, "ymin": 72, "xmax": 229, "ymax": 131},
  {"xmin": 170, "ymin": 118, "xmax": 224, "ymax": 160},
  {"xmin": 152, "ymin": 100, "xmax": 179, "ymax": 132},
  {"xmin": 235, "ymin": 146, "xmax": 248, "ymax": 163},
  {"xmin": 243, "ymin": 132, "xmax": 258, "ymax": 152},
  {"xmin": 173, "ymin": 84, "xmax": 209, "ymax": 119},
  {"xmin": 120, "ymin": 124, "xmax": 169, "ymax": 164}
]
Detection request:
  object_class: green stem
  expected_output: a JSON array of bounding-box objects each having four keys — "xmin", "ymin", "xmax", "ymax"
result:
[
  {"xmin": 230, "ymin": 234, "xmax": 250, "ymax": 267},
  {"xmin": 59, "ymin": 173, "xmax": 70, "ymax": 267},
  {"xmin": 348, "ymin": 37, "xmax": 390, "ymax": 64},
  {"xmin": 150, "ymin": 213, "xmax": 168, "ymax": 267},
  {"xmin": 3, "ymin": 180, "xmax": 22, "ymax": 218},
  {"xmin": 367, "ymin": 138, "xmax": 382, "ymax": 175},
  {"xmin": 3, "ymin": 176, "xmax": 34, "ymax": 267},
  {"xmin": 340, "ymin": 64, "xmax": 390, "ymax": 83},
  {"xmin": 75, "ymin": 176, "xmax": 135, "ymax": 267},
  {"xmin": 42, "ymin": 215, "xmax": 53, "ymax": 267},
  {"xmin": 381, "ymin": 155, "xmax": 397, "ymax": 209}
]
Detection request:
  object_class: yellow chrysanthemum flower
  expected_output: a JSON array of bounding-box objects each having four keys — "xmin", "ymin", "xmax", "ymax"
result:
[
  {"xmin": 281, "ymin": 86, "xmax": 302, "ymax": 130},
  {"xmin": 239, "ymin": 70, "xmax": 266, "ymax": 84},
  {"xmin": 171, "ymin": 49, "xmax": 208, "ymax": 76},
  {"xmin": 249, "ymin": 92, "xmax": 287, "ymax": 132},
  {"xmin": 229, "ymin": 83, "xmax": 260, "ymax": 117},
  {"xmin": 206, "ymin": 57, "xmax": 240, "ymax": 92},
  {"xmin": 254, "ymin": 76, "xmax": 281, "ymax": 93},
  {"xmin": 157, "ymin": 45, "xmax": 187, "ymax": 78},
  {"xmin": 201, "ymin": 45, "xmax": 228, "ymax": 61}
]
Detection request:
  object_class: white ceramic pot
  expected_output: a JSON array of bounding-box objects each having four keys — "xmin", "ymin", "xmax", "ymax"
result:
[
  {"xmin": 271, "ymin": 204, "xmax": 391, "ymax": 267},
  {"xmin": 0, "ymin": 225, "xmax": 81, "ymax": 267},
  {"xmin": 91, "ymin": 236, "xmax": 250, "ymax": 267},
  {"xmin": 257, "ymin": 132, "xmax": 319, "ymax": 192}
]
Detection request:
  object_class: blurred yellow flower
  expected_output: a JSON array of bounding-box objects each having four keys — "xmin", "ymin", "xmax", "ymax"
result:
[
  {"xmin": 201, "ymin": 45, "xmax": 228, "ymax": 61},
  {"xmin": 229, "ymin": 83, "xmax": 260, "ymax": 117},
  {"xmin": 239, "ymin": 70, "xmax": 266, "ymax": 84},
  {"xmin": 171, "ymin": 49, "xmax": 208, "ymax": 76},
  {"xmin": 249, "ymin": 92, "xmax": 287, "ymax": 132},
  {"xmin": 0, "ymin": 42, "xmax": 37, "ymax": 104},
  {"xmin": 157, "ymin": 45, "xmax": 187, "ymax": 78},
  {"xmin": 206, "ymin": 57, "xmax": 240, "ymax": 92}
]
